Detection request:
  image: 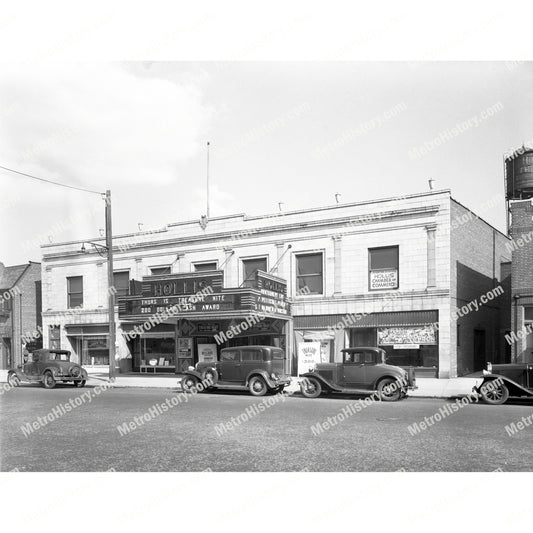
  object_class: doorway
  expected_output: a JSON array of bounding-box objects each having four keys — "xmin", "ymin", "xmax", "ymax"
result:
[{"xmin": 473, "ymin": 329, "xmax": 486, "ymax": 372}]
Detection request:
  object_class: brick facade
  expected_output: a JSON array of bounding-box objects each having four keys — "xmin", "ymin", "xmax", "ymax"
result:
[
  {"xmin": 0, "ymin": 261, "xmax": 42, "ymax": 369},
  {"xmin": 508, "ymin": 199, "xmax": 533, "ymax": 362}
]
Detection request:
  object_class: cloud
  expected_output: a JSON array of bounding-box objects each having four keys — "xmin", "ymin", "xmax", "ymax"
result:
[{"xmin": 0, "ymin": 63, "xmax": 214, "ymax": 187}]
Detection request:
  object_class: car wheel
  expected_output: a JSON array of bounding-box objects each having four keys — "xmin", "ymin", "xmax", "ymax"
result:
[
  {"xmin": 480, "ymin": 381, "xmax": 509, "ymax": 405},
  {"xmin": 377, "ymin": 377, "xmax": 401, "ymax": 401},
  {"xmin": 181, "ymin": 375, "xmax": 198, "ymax": 393},
  {"xmin": 201, "ymin": 368, "xmax": 218, "ymax": 386},
  {"xmin": 248, "ymin": 376, "xmax": 268, "ymax": 396},
  {"xmin": 74, "ymin": 380, "xmax": 86, "ymax": 388},
  {"xmin": 42, "ymin": 371, "xmax": 56, "ymax": 389},
  {"xmin": 300, "ymin": 377, "xmax": 322, "ymax": 398},
  {"xmin": 7, "ymin": 373, "xmax": 21, "ymax": 387}
]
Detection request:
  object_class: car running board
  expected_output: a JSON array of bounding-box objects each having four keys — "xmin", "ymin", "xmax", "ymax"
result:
[
  {"xmin": 211, "ymin": 383, "xmax": 249, "ymax": 391},
  {"xmin": 328, "ymin": 387, "xmax": 378, "ymax": 395}
]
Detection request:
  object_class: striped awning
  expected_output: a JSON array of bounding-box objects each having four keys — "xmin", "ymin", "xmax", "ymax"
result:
[{"xmin": 294, "ymin": 310, "xmax": 438, "ymax": 330}]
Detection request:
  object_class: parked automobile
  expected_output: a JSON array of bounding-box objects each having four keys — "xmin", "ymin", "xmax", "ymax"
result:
[
  {"xmin": 299, "ymin": 347, "xmax": 416, "ymax": 401},
  {"xmin": 473, "ymin": 362, "xmax": 533, "ymax": 404},
  {"xmin": 179, "ymin": 345, "xmax": 291, "ymax": 396},
  {"xmin": 7, "ymin": 349, "xmax": 88, "ymax": 389}
]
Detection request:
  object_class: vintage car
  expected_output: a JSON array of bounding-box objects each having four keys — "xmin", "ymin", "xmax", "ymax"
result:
[
  {"xmin": 179, "ymin": 345, "xmax": 291, "ymax": 396},
  {"xmin": 7, "ymin": 349, "xmax": 88, "ymax": 389},
  {"xmin": 299, "ymin": 346, "xmax": 416, "ymax": 401},
  {"xmin": 473, "ymin": 362, "xmax": 533, "ymax": 404}
]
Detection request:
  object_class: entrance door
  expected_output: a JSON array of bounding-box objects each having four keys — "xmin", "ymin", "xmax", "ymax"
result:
[
  {"xmin": 218, "ymin": 349, "xmax": 242, "ymax": 382},
  {"xmin": 525, "ymin": 326, "xmax": 533, "ymax": 364},
  {"xmin": 2, "ymin": 338, "xmax": 11, "ymax": 369},
  {"xmin": 473, "ymin": 329, "xmax": 486, "ymax": 372}
]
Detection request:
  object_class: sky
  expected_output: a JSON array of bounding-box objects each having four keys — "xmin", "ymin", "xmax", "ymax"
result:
[{"xmin": 1, "ymin": 60, "xmax": 532, "ymax": 265}]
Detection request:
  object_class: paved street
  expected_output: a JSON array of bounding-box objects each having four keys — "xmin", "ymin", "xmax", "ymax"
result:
[{"xmin": 1, "ymin": 384, "xmax": 532, "ymax": 471}]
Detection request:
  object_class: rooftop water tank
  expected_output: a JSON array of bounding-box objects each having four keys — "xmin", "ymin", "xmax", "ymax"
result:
[{"xmin": 506, "ymin": 147, "xmax": 533, "ymax": 200}]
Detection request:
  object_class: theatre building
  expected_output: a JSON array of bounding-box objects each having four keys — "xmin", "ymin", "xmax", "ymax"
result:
[{"xmin": 40, "ymin": 189, "xmax": 510, "ymax": 378}]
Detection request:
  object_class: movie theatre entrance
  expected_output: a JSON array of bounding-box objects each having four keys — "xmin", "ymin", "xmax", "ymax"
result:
[{"xmin": 118, "ymin": 270, "xmax": 291, "ymax": 374}]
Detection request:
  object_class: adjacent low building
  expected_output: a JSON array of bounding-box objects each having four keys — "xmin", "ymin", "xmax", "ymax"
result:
[
  {"xmin": 0, "ymin": 261, "xmax": 42, "ymax": 369},
  {"xmin": 39, "ymin": 189, "xmax": 511, "ymax": 378}
]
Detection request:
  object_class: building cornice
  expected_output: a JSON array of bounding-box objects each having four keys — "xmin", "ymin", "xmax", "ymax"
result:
[{"xmin": 42, "ymin": 204, "xmax": 441, "ymax": 263}]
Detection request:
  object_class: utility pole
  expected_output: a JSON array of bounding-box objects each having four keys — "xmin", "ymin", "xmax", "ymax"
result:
[
  {"xmin": 105, "ymin": 190, "xmax": 116, "ymax": 379},
  {"xmin": 206, "ymin": 141, "xmax": 210, "ymax": 219}
]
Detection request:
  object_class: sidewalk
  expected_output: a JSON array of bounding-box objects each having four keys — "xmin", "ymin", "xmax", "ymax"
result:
[{"xmin": 0, "ymin": 369, "xmax": 481, "ymax": 398}]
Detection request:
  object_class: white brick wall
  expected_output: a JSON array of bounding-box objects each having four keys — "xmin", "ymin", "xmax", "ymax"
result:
[{"xmin": 40, "ymin": 189, "xmax": 461, "ymax": 374}]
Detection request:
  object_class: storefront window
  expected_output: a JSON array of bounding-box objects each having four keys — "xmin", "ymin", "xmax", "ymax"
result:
[
  {"xmin": 81, "ymin": 336, "xmax": 108, "ymax": 365},
  {"xmin": 142, "ymin": 337, "xmax": 175, "ymax": 367},
  {"xmin": 242, "ymin": 257, "xmax": 267, "ymax": 287},
  {"xmin": 67, "ymin": 276, "xmax": 83, "ymax": 308},
  {"xmin": 369, "ymin": 246, "xmax": 399, "ymax": 290},
  {"xmin": 295, "ymin": 253, "xmax": 323, "ymax": 294}
]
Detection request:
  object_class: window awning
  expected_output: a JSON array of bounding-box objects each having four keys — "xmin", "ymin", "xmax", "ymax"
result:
[
  {"xmin": 65, "ymin": 324, "xmax": 109, "ymax": 336},
  {"xmin": 294, "ymin": 310, "xmax": 439, "ymax": 330}
]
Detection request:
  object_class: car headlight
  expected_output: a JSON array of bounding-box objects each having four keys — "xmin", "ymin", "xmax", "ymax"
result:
[{"xmin": 271, "ymin": 372, "xmax": 279, "ymax": 380}]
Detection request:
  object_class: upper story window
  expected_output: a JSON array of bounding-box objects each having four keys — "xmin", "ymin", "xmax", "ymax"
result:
[
  {"xmin": 0, "ymin": 291, "xmax": 12, "ymax": 312},
  {"xmin": 295, "ymin": 252, "xmax": 323, "ymax": 295},
  {"xmin": 242, "ymin": 257, "xmax": 267, "ymax": 288},
  {"xmin": 113, "ymin": 271, "xmax": 130, "ymax": 297},
  {"xmin": 194, "ymin": 261, "xmax": 218, "ymax": 272},
  {"xmin": 150, "ymin": 266, "xmax": 171, "ymax": 276},
  {"xmin": 368, "ymin": 246, "xmax": 399, "ymax": 290},
  {"xmin": 67, "ymin": 276, "xmax": 83, "ymax": 308}
]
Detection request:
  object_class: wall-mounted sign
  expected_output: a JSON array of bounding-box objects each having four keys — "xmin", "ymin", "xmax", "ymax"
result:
[
  {"xmin": 197, "ymin": 323, "xmax": 220, "ymax": 333},
  {"xmin": 393, "ymin": 344, "xmax": 420, "ymax": 350},
  {"xmin": 378, "ymin": 326, "xmax": 437, "ymax": 346},
  {"xmin": 297, "ymin": 342, "xmax": 321, "ymax": 376},
  {"xmin": 143, "ymin": 272, "xmax": 224, "ymax": 298},
  {"xmin": 198, "ymin": 343, "xmax": 217, "ymax": 363},
  {"xmin": 370, "ymin": 269, "xmax": 398, "ymax": 290}
]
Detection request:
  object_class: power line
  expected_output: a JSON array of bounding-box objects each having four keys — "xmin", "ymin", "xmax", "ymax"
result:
[{"xmin": 0, "ymin": 164, "xmax": 103, "ymax": 195}]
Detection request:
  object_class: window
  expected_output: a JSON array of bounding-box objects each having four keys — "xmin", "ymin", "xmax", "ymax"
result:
[
  {"xmin": 0, "ymin": 292, "xmax": 12, "ymax": 312},
  {"xmin": 49, "ymin": 326, "xmax": 60, "ymax": 350},
  {"xmin": 368, "ymin": 246, "xmax": 399, "ymax": 290},
  {"xmin": 241, "ymin": 349, "xmax": 263, "ymax": 362},
  {"xmin": 272, "ymin": 349, "xmax": 285, "ymax": 359},
  {"xmin": 364, "ymin": 352, "xmax": 374, "ymax": 363},
  {"xmin": 67, "ymin": 276, "xmax": 83, "ymax": 308},
  {"xmin": 150, "ymin": 266, "xmax": 171, "ymax": 276},
  {"xmin": 221, "ymin": 350, "xmax": 240, "ymax": 362},
  {"xmin": 242, "ymin": 257, "xmax": 267, "ymax": 287},
  {"xmin": 295, "ymin": 253, "xmax": 323, "ymax": 295},
  {"xmin": 344, "ymin": 351, "xmax": 362, "ymax": 364},
  {"xmin": 81, "ymin": 337, "xmax": 108, "ymax": 366},
  {"xmin": 113, "ymin": 271, "xmax": 130, "ymax": 297},
  {"xmin": 194, "ymin": 262, "xmax": 218, "ymax": 272}
]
